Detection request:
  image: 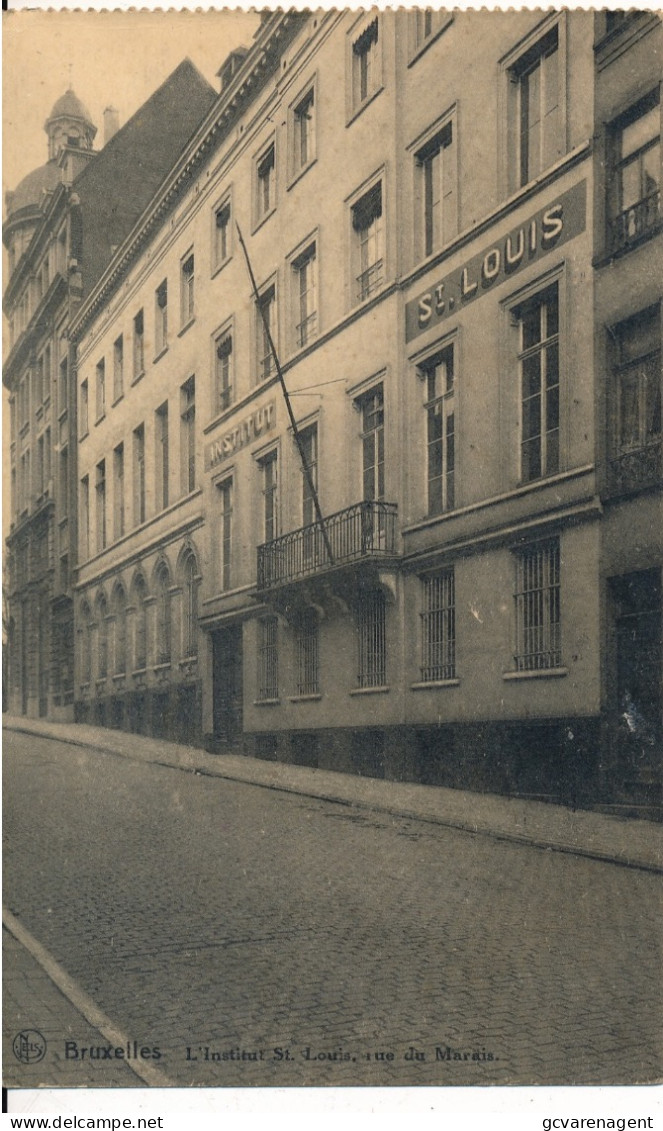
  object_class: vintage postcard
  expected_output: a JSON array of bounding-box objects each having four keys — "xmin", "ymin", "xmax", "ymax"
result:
[{"xmin": 2, "ymin": 2, "xmax": 662, "ymax": 1119}]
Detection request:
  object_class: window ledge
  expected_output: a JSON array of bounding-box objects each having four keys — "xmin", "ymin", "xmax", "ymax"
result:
[
  {"xmin": 154, "ymin": 662, "xmax": 172, "ymax": 674},
  {"xmin": 131, "ymin": 370, "xmax": 145, "ymax": 387},
  {"xmin": 79, "ymin": 430, "xmax": 89, "ymax": 442},
  {"xmin": 349, "ymin": 685, "xmax": 389, "ymax": 697},
  {"xmin": 287, "ymin": 156, "xmax": 317, "ymax": 194},
  {"xmin": 503, "ymin": 667, "xmax": 568, "ymax": 682},
  {"xmin": 251, "ymin": 206, "xmax": 277, "ymax": 237},
  {"xmin": 288, "ymin": 693, "xmax": 322, "ymax": 703},
  {"xmin": 112, "ymin": 672, "xmax": 126, "ymax": 684},
  {"xmin": 411, "ymin": 678, "xmax": 459, "ymax": 690},
  {"xmin": 254, "ymin": 698, "xmax": 280, "ymax": 706},
  {"xmin": 346, "ymin": 84, "xmax": 384, "ymax": 129},
  {"xmin": 211, "ymin": 254, "xmax": 233, "ymax": 281},
  {"xmin": 111, "ymin": 393, "xmax": 124, "ymax": 408},
  {"xmin": 178, "ymin": 317, "xmax": 196, "ymax": 338},
  {"xmin": 153, "ymin": 346, "xmax": 169, "ymax": 365},
  {"xmin": 95, "ymin": 413, "xmax": 106, "ymax": 426},
  {"xmin": 407, "ymin": 16, "xmax": 454, "ymax": 67},
  {"xmin": 58, "ymin": 407, "xmax": 68, "ymax": 423}
]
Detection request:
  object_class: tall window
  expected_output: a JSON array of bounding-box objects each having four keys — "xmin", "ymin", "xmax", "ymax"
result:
[
  {"xmin": 133, "ymin": 575, "xmax": 148, "ymax": 671},
  {"xmin": 181, "ymin": 252, "xmax": 195, "ymax": 325},
  {"xmin": 133, "ymin": 309, "xmax": 145, "ymax": 379},
  {"xmin": 258, "ymin": 616, "xmax": 279, "ymax": 700},
  {"xmin": 59, "ymin": 445, "xmax": 68, "ymax": 516},
  {"xmin": 113, "ymin": 335, "xmax": 124, "ymax": 401},
  {"xmin": 420, "ymin": 571, "xmax": 455, "ymax": 682},
  {"xmin": 257, "ymin": 283, "xmax": 276, "ymax": 380},
  {"xmin": 155, "ymin": 563, "xmax": 171, "ymax": 665},
  {"xmin": 80, "ymin": 602, "xmax": 92, "ymax": 683},
  {"xmin": 80, "ymin": 379, "xmax": 89, "ymax": 437},
  {"xmin": 610, "ymin": 305, "xmax": 661, "ymax": 487},
  {"xmin": 608, "ymin": 92, "xmax": 661, "ymax": 254},
  {"xmin": 256, "ymin": 143, "xmax": 275, "ymax": 223},
  {"xmin": 416, "ymin": 122, "xmax": 455, "ymax": 257},
  {"xmin": 352, "ymin": 18, "xmax": 380, "ymax": 110},
  {"xmin": 352, "ymin": 182, "xmax": 383, "ymax": 302},
  {"xmin": 217, "ymin": 477, "xmax": 233, "ymax": 591},
  {"xmin": 514, "ymin": 540, "xmax": 561, "ymax": 671},
  {"xmin": 96, "ymin": 594, "xmax": 109, "ymax": 680},
  {"xmin": 113, "ymin": 587, "xmax": 127, "ymax": 675},
  {"xmin": 293, "ymin": 243, "xmax": 317, "ymax": 347},
  {"xmin": 420, "ymin": 343, "xmax": 455, "ymax": 514},
  {"xmin": 300, "ymin": 423, "xmax": 318, "ymax": 528},
  {"xmin": 95, "ymin": 359, "xmax": 106, "ymax": 421},
  {"xmin": 113, "ymin": 442, "xmax": 125, "ymax": 540},
  {"xmin": 182, "ymin": 553, "xmax": 199, "ymax": 659},
  {"xmin": 95, "ymin": 460, "xmax": 106, "ymax": 552},
  {"xmin": 214, "ymin": 199, "xmax": 231, "ymax": 268},
  {"xmin": 215, "ymin": 332, "xmax": 233, "ymax": 414},
  {"xmin": 260, "ymin": 449, "xmax": 278, "ymax": 542},
  {"xmin": 356, "ymin": 588, "xmax": 386, "ymax": 688},
  {"xmin": 296, "ymin": 608, "xmax": 319, "ymax": 696},
  {"xmin": 512, "ymin": 26, "xmax": 561, "ymax": 187},
  {"xmin": 133, "ymin": 423, "xmax": 146, "ymax": 525},
  {"xmin": 80, "ymin": 476, "xmax": 90, "ymax": 559},
  {"xmin": 155, "ymin": 401, "xmax": 169, "ymax": 511},
  {"xmin": 358, "ymin": 385, "xmax": 385, "ymax": 507},
  {"xmin": 155, "ymin": 280, "xmax": 168, "ymax": 355},
  {"xmin": 516, "ymin": 283, "xmax": 560, "ymax": 482},
  {"xmin": 293, "ymin": 87, "xmax": 316, "ymax": 174},
  {"xmin": 181, "ymin": 377, "xmax": 196, "ymax": 493},
  {"xmin": 59, "ymin": 355, "xmax": 68, "ymax": 413}
]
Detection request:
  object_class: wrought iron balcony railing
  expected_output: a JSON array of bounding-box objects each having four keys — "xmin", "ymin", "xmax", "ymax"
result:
[
  {"xmin": 608, "ymin": 437, "xmax": 662, "ymax": 496},
  {"xmin": 257, "ymin": 499, "xmax": 398, "ymax": 591},
  {"xmin": 609, "ymin": 191, "xmax": 661, "ymax": 254}
]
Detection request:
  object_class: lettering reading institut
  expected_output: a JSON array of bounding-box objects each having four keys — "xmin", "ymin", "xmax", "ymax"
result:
[{"xmin": 206, "ymin": 400, "xmax": 276, "ymax": 471}]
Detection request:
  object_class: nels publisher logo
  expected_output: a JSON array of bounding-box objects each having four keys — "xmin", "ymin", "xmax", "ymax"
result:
[{"xmin": 13, "ymin": 1029, "xmax": 47, "ymax": 1064}]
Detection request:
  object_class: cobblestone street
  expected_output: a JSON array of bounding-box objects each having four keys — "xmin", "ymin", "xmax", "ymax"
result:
[{"xmin": 4, "ymin": 731, "xmax": 662, "ymax": 1088}]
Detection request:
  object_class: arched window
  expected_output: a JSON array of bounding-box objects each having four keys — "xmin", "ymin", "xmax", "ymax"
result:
[
  {"xmin": 96, "ymin": 594, "xmax": 108, "ymax": 679},
  {"xmin": 113, "ymin": 586, "xmax": 127, "ymax": 675},
  {"xmin": 155, "ymin": 563, "xmax": 171, "ymax": 665},
  {"xmin": 80, "ymin": 602, "xmax": 92, "ymax": 683},
  {"xmin": 133, "ymin": 575, "xmax": 148, "ymax": 670},
  {"xmin": 182, "ymin": 552, "xmax": 199, "ymax": 658}
]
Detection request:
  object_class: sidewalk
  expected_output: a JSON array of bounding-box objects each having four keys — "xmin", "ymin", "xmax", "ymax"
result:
[{"xmin": 4, "ymin": 715, "xmax": 662, "ymax": 874}]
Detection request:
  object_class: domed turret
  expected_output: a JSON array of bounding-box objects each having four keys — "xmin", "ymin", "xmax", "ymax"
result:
[{"xmin": 45, "ymin": 87, "xmax": 97, "ymax": 161}]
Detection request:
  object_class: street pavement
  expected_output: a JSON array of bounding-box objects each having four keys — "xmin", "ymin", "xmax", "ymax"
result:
[{"xmin": 3, "ymin": 724, "xmax": 662, "ymax": 1088}]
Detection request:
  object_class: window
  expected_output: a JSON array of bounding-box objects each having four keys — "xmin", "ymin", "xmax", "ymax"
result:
[
  {"xmin": 508, "ymin": 24, "xmax": 563, "ymax": 189},
  {"xmin": 155, "ymin": 280, "xmax": 168, "ymax": 355},
  {"xmin": 80, "ymin": 476, "xmax": 90, "ymax": 559},
  {"xmin": 214, "ymin": 198, "xmax": 232, "ymax": 269},
  {"xmin": 181, "ymin": 252, "xmax": 195, "ymax": 326},
  {"xmin": 514, "ymin": 539, "xmax": 561, "ymax": 671},
  {"xmin": 181, "ymin": 377, "xmax": 196, "ymax": 493},
  {"xmin": 95, "ymin": 460, "xmax": 107, "ymax": 552},
  {"xmin": 292, "ymin": 86, "xmax": 316, "ymax": 176},
  {"xmin": 113, "ymin": 442, "xmax": 124, "ymax": 540},
  {"xmin": 37, "ymin": 435, "xmax": 45, "ymax": 496},
  {"xmin": 415, "ymin": 120, "xmax": 456, "ymax": 257},
  {"xmin": 351, "ymin": 182, "xmax": 383, "ymax": 302},
  {"xmin": 113, "ymin": 335, "xmax": 124, "ymax": 402},
  {"xmin": 515, "ymin": 283, "xmax": 560, "ymax": 482},
  {"xmin": 356, "ymin": 588, "xmax": 386, "ymax": 688},
  {"xmin": 258, "ymin": 616, "xmax": 278, "ymax": 700},
  {"xmin": 256, "ymin": 283, "xmax": 277, "ymax": 380},
  {"xmin": 255, "ymin": 142, "xmax": 276, "ymax": 224},
  {"xmin": 260, "ymin": 449, "xmax": 278, "ymax": 542},
  {"xmin": 80, "ymin": 602, "xmax": 92, "ymax": 684},
  {"xmin": 292, "ymin": 243, "xmax": 317, "ymax": 348},
  {"xmin": 59, "ymin": 445, "xmax": 68, "ymax": 516},
  {"xmin": 410, "ymin": 9, "xmax": 453, "ymax": 56},
  {"xmin": 300, "ymin": 423, "xmax": 318, "ymax": 528},
  {"xmin": 133, "ymin": 424, "xmax": 146, "ymax": 525},
  {"xmin": 155, "ymin": 401, "xmax": 169, "ymax": 511},
  {"xmin": 608, "ymin": 92, "xmax": 661, "ymax": 254},
  {"xmin": 420, "ymin": 571, "xmax": 455, "ymax": 682},
  {"xmin": 113, "ymin": 587, "xmax": 127, "ymax": 675},
  {"xmin": 217, "ymin": 477, "xmax": 233, "ymax": 591},
  {"xmin": 419, "ymin": 342, "xmax": 455, "ymax": 514},
  {"xmin": 133, "ymin": 575, "xmax": 148, "ymax": 671},
  {"xmin": 95, "ymin": 358, "xmax": 105, "ymax": 421},
  {"xmin": 215, "ymin": 331, "xmax": 233, "ymax": 414},
  {"xmin": 296, "ymin": 608, "xmax": 319, "ymax": 696},
  {"xmin": 609, "ymin": 305, "xmax": 661, "ymax": 488},
  {"xmin": 97, "ymin": 594, "xmax": 109, "ymax": 679},
  {"xmin": 44, "ymin": 427, "xmax": 51, "ymax": 492},
  {"xmin": 351, "ymin": 17, "xmax": 380, "ymax": 113},
  {"xmin": 80, "ymin": 379, "xmax": 89, "ymax": 437},
  {"xmin": 133, "ymin": 309, "xmax": 145, "ymax": 379},
  {"xmin": 44, "ymin": 346, "xmax": 51, "ymax": 401},
  {"xmin": 59, "ymin": 356, "xmax": 68, "ymax": 413},
  {"xmin": 358, "ymin": 385, "xmax": 385, "ymax": 505},
  {"xmin": 155, "ymin": 563, "xmax": 171, "ymax": 665},
  {"xmin": 182, "ymin": 553, "xmax": 199, "ymax": 659}
]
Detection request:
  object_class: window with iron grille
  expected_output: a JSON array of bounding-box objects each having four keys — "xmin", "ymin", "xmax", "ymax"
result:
[
  {"xmin": 181, "ymin": 251, "xmax": 195, "ymax": 325},
  {"xmin": 258, "ymin": 616, "xmax": 279, "ymax": 700},
  {"xmin": 608, "ymin": 91, "xmax": 661, "ymax": 254},
  {"xmin": 292, "ymin": 243, "xmax": 317, "ymax": 348},
  {"xmin": 296, "ymin": 608, "xmax": 319, "ymax": 696},
  {"xmin": 420, "ymin": 571, "xmax": 455, "ymax": 681},
  {"xmin": 215, "ymin": 332, "xmax": 233, "ymax": 414},
  {"xmin": 515, "ymin": 283, "xmax": 560, "ymax": 482},
  {"xmin": 356, "ymin": 588, "xmax": 387, "ymax": 688},
  {"xmin": 420, "ymin": 343, "xmax": 455, "ymax": 514},
  {"xmin": 351, "ymin": 182, "xmax": 383, "ymax": 302},
  {"xmin": 514, "ymin": 540, "xmax": 561, "ymax": 671},
  {"xmin": 217, "ymin": 477, "xmax": 233, "ymax": 592}
]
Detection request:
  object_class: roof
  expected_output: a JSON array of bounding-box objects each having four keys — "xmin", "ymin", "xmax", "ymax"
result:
[
  {"xmin": 48, "ymin": 88, "xmax": 94, "ymax": 126},
  {"xmin": 6, "ymin": 160, "xmax": 61, "ymax": 219}
]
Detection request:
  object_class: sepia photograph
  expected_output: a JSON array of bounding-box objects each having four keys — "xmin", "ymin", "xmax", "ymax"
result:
[{"xmin": 2, "ymin": 2, "xmax": 662, "ymax": 1115}]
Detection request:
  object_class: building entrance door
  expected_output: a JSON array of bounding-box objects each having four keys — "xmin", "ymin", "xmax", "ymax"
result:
[
  {"xmin": 20, "ymin": 599, "xmax": 29, "ymax": 715},
  {"xmin": 212, "ymin": 625, "xmax": 243, "ymax": 743},
  {"xmin": 611, "ymin": 569, "xmax": 662, "ymax": 798}
]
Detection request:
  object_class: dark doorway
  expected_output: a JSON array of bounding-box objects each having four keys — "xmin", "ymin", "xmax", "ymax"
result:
[
  {"xmin": 212, "ymin": 624, "xmax": 243, "ymax": 743},
  {"xmin": 611, "ymin": 570, "xmax": 662, "ymax": 787}
]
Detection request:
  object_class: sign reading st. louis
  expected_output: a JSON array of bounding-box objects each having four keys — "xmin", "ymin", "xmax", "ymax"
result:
[{"xmin": 405, "ymin": 180, "xmax": 586, "ymax": 342}]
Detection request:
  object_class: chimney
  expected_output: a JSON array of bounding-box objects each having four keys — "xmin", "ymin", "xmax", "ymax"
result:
[{"xmin": 104, "ymin": 106, "xmax": 120, "ymax": 145}]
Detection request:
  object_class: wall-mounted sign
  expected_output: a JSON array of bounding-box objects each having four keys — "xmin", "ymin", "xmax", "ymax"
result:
[
  {"xmin": 206, "ymin": 400, "xmax": 276, "ymax": 470},
  {"xmin": 405, "ymin": 180, "xmax": 586, "ymax": 343}
]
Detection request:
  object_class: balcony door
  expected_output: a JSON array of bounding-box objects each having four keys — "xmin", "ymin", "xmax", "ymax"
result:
[{"xmin": 358, "ymin": 385, "xmax": 385, "ymax": 549}]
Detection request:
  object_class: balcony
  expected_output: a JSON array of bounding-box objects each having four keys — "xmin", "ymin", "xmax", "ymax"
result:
[
  {"xmin": 607, "ymin": 438, "xmax": 662, "ymax": 497},
  {"xmin": 609, "ymin": 191, "xmax": 661, "ymax": 255},
  {"xmin": 257, "ymin": 499, "xmax": 398, "ymax": 591}
]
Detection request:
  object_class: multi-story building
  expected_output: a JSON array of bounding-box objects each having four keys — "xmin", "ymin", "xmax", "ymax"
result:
[
  {"xmin": 67, "ymin": 11, "xmax": 661, "ymax": 814},
  {"xmin": 3, "ymin": 62, "xmax": 216, "ymax": 719}
]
